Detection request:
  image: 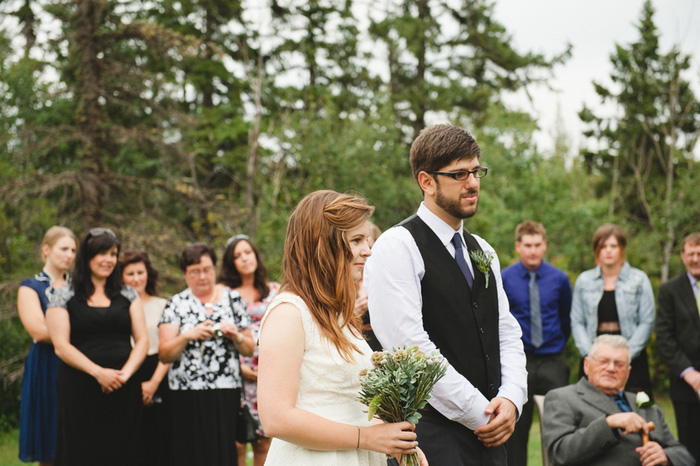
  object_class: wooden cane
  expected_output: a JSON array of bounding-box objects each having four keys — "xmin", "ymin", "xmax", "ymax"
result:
[{"xmin": 641, "ymin": 421, "xmax": 656, "ymax": 445}]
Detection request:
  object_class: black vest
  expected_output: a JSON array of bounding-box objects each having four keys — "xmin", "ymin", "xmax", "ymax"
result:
[{"xmin": 401, "ymin": 215, "xmax": 501, "ymax": 399}]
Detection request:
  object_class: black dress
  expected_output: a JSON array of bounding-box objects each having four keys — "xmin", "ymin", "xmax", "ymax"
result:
[{"xmin": 51, "ymin": 287, "xmax": 143, "ymax": 466}]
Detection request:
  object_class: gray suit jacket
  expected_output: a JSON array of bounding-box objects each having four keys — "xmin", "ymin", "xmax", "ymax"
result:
[{"xmin": 543, "ymin": 378, "xmax": 694, "ymax": 466}]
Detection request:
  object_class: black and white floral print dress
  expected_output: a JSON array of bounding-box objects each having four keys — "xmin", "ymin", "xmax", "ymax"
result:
[
  {"xmin": 159, "ymin": 287, "xmax": 251, "ymax": 390},
  {"xmin": 158, "ymin": 287, "xmax": 252, "ymax": 466}
]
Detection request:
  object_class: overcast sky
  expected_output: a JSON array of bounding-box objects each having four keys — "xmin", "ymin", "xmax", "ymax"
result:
[{"xmin": 490, "ymin": 0, "xmax": 700, "ymax": 155}]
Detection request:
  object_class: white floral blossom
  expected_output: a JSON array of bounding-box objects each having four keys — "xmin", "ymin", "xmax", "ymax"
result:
[{"xmin": 635, "ymin": 391, "xmax": 653, "ymax": 409}]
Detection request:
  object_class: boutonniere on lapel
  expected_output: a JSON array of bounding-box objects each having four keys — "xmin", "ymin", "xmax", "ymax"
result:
[
  {"xmin": 635, "ymin": 391, "xmax": 653, "ymax": 409},
  {"xmin": 469, "ymin": 250, "xmax": 495, "ymax": 288}
]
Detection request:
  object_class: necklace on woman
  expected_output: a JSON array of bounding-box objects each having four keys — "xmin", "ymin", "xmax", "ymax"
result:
[{"xmin": 200, "ymin": 288, "xmax": 217, "ymax": 312}]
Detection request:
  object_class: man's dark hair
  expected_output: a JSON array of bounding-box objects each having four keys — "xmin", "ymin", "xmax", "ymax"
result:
[
  {"xmin": 515, "ymin": 221, "xmax": 547, "ymax": 242},
  {"xmin": 179, "ymin": 242, "xmax": 217, "ymax": 272},
  {"xmin": 409, "ymin": 124, "xmax": 481, "ymax": 182}
]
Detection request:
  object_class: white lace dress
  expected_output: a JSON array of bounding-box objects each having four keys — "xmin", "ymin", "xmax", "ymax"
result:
[{"xmin": 260, "ymin": 292, "xmax": 385, "ymax": 466}]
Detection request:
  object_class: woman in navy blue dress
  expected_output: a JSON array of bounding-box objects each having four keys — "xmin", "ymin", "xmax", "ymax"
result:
[
  {"xmin": 46, "ymin": 228, "xmax": 149, "ymax": 466},
  {"xmin": 17, "ymin": 226, "xmax": 77, "ymax": 465}
]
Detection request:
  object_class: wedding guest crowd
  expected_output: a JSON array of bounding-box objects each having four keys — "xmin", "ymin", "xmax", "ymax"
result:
[
  {"xmin": 13, "ymin": 126, "xmax": 699, "ymax": 466},
  {"xmin": 16, "ymin": 227, "xmax": 271, "ymax": 466}
]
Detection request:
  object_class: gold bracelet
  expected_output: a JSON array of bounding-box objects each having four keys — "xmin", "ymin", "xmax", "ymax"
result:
[{"xmin": 356, "ymin": 426, "xmax": 361, "ymax": 449}]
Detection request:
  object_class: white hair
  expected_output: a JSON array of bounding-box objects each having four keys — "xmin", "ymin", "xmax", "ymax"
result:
[{"xmin": 589, "ymin": 334, "xmax": 629, "ymax": 360}]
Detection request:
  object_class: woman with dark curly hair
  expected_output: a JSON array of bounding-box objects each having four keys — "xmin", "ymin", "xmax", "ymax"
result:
[
  {"xmin": 46, "ymin": 228, "xmax": 148, "ymax": 466},
  {"xmin": 218, "ymin": 235, "xmax": 280, "ymax": 466}
]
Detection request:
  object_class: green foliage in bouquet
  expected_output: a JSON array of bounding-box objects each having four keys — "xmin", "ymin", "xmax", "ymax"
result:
[
  {"xmin": 358, "ymin": 347, "xmax": 447, "ymax": 465},
  {"xmin": 358, "ymin": 346, "xmax": 448, "ymax": 425}
]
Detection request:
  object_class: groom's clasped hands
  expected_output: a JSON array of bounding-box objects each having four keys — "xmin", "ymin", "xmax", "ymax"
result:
[{"xmin": 474, "ymin": 397, "xmax": 518, "ymax": 448}]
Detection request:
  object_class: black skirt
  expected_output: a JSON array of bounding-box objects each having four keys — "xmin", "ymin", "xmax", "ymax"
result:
[
  {"xmin": 169, "ymin": 388, "xmax": 240, "ymax": 466},
  {"xmin": 55, "ymin": 363, "xmax": 143, "ymax": 466},
  {"xmin": 137, "ymin": 354, "xmax": 173, "ymax": 466}
]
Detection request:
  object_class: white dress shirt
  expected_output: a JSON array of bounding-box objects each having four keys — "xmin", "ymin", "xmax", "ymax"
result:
[{"xmin": 364, "ymin": 202, "xmax": 527, "ymax": 430}]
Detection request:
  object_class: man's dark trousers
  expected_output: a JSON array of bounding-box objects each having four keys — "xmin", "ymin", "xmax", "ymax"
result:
[{"xmin": 506, "ymin": 353, "xmax": 568, "ymax": 466}]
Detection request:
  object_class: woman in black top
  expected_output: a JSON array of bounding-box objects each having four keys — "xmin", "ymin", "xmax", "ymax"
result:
[
  {"xmin": 571, "ymin": 224, "xmax": 655, "ymax": 396},
  {"xmin": 46, "ymin": 228, "xmax": 148, "ymax": 466}
]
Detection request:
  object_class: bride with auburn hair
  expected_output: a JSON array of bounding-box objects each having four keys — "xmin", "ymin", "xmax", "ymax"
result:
[{"xmin": 257, "ymin": 190, "xmax": 426, "ymax": 465}]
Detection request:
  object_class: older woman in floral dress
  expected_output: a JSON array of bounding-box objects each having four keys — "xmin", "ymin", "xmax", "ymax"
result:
[{"xmin": 159, "ymin": 242, "xmax": 254, "ymax": 466}]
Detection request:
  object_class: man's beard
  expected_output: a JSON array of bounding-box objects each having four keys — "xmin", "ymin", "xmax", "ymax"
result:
[{"xmin": 435, "ymin": 184, "xmax": 479, "ymax": 219}]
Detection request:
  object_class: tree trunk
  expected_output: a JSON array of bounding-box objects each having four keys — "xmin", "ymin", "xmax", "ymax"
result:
[
  {"xmin": 75, "ymin": 0, "xmax": 106, "ymax": 227},
  {"xmin": 19, "ymin": 0, "xmax": 36, "ymax": 56},
  {"xmin": 246, "ymin": 53, "xmax": 264, "ymax": 237},
  {"xmin": 412, "ymin": 0, "xmax": 428, "ymax": 140},
  {"xmin": 202, "ymin": 8, "xmax": 214, "ymax": 108},
  {"xmin": 608, "ymin": 147, "xmax": 619, "ymax": 216},
  {"xmin": 661, "ymin": 81, "xmax": 679, "ymax": 283}
]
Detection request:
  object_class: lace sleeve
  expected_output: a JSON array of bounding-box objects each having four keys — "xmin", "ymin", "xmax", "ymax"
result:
[{"xmin": 48, "ymin": 285, "xmax": 74, "ymax": 309}]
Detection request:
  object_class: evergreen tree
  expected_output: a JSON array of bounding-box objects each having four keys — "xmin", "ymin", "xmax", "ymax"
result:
[
  {"xmin": 369, "ymin": 0, "xmax": 569, "ymax": 140},
  {"xmin": 579, "ymin": 0, "xmax": 700, "ymax": 281}
]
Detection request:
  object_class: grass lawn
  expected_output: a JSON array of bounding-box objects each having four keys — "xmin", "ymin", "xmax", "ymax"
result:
[
  {"xmin": 0, "ymin": 397, "xmax": 679, "ymax": 466},
  {"xmin": 0, "ymin": 429, "xmax": 24, "ymax": 466}
]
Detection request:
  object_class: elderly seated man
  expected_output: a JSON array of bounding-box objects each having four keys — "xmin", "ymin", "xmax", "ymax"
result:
[{"xmin": 543, "ymin": 334, "xmax": 694, "ymax": 466}]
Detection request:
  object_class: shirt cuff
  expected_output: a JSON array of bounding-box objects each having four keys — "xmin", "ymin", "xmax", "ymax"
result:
[
  {"xmin": 446, "ymin": 397, "xmax": 490, "ymax": 431},
  {"xmin": 680, "ymin": 367, "xmax": 695, "ymax": 378},
  {"xmin": 497, "ymin": 385, "xmax": 527, "ymax": 420}
]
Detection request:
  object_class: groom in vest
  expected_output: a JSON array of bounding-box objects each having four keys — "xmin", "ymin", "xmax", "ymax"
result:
[{"xmin": 365, "ymin": 124, "xmax": 527, "ymax": 465}]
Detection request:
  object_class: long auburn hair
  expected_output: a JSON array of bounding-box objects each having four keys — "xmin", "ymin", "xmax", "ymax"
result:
[
  {"xmin": 282, "ymin": 190, "xmax": 374, "ymax": 362},
  {"xmin": 219, "ymin": 237, "xmax": 270, "ymax": 301}
]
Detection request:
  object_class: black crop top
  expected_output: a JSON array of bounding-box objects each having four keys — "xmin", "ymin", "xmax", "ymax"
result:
[{"xmin": 598, "ymin": 290, "xmax": 619, "ymax": 324}]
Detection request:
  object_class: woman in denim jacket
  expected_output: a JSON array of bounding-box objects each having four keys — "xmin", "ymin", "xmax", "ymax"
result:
[{"xmin": 571, "ymin": 224, "xmax": 655, "ymax": 396}]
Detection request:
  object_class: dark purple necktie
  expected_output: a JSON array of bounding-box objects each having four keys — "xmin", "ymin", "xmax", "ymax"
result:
[{"xmin": 452, "ymin": 233, "xmax": 473, "ymax": 289}]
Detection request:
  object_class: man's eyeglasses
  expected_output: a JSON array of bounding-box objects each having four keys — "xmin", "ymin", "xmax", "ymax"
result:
[
  {"xmin": 427, "ymin": 167, "xmax": 488, "ymax": 181},
  {"xmin": 589, "ymin": 356, "xmax": 629, "ymax": 370},
  {"xmin": 89, "ymin": 227, "xmax": 117, "ymax": 239}
]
